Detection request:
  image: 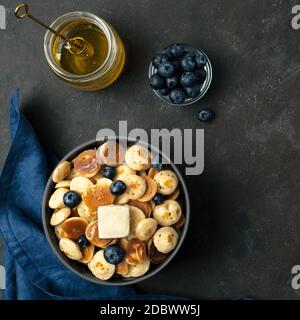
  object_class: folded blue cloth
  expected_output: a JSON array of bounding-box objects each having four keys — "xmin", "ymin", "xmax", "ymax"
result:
[{"xmin": 0, "ymin": 89, "xmax": 184, "ymax": 300}]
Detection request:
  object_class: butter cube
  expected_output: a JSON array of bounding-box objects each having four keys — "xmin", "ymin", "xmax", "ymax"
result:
[{"xmin": 98, "ymin": 205, "xmax": 130, "ymax": 239}]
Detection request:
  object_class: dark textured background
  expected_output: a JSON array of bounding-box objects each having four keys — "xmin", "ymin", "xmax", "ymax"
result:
[{"xmin": 1, "ymin": 0, "xmax": 300, "ymax": 299}]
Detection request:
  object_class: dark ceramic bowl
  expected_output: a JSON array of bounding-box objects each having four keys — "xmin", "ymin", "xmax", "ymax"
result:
[{"xmin": 42, "ymin": 138, "xmax": 190, "ymax": 286}]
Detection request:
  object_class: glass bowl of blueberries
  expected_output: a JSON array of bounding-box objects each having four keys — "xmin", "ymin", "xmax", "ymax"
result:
[{"xmin": 149, "ymin": 43, "xmax": 212, "ymax": 106}]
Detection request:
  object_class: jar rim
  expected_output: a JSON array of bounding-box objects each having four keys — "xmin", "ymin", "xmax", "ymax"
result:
[{"xmin": 44, "ymin": 11, "xmax": 113, "ymax": 82}]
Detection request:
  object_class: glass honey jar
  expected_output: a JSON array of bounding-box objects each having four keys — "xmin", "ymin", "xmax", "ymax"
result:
[{"xmin": 44, "ymin": 12, "xmax": 126, "ymax": 91}]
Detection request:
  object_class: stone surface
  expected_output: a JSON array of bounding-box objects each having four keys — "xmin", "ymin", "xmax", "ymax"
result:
[{"xmin": 0, "ymin": 0, "xmax": 300, "ymax": 299}]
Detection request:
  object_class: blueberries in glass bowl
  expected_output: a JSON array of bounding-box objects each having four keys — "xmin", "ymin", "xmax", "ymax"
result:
[{"xmin": 149, "ymin": 43, "xmax": 212, "ymax": 106}]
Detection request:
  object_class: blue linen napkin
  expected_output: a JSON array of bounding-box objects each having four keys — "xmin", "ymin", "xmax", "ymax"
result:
[{"xmin": 0, "ymin": 89, "xmax": 184, "ymax": 300}]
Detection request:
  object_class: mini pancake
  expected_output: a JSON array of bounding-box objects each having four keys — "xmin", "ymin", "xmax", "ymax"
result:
[
  {"xmin": 135, "ymin": 218, "xmax": 158, "ymax": 241},
  {"xmin": 173, "ymin": 214, "xmax": 185, "ymax": 230},
  {"xmin": 114, "ymin": 192, "xmax": 130, "ymax": 205},
  {"xmin": 116, "ymin": 261, "xmax": 129, "ymax": 276},
  {"xmin": 66, "ymin": 168, "xmax": 81, "ymax": 180},
  {"xmin": 77, "ymin": 201, "xmax": 97, "ymax": 221},
  {"xmin": 48, "ymin": 188, "xmax": 69, "ymax": 209},
  {"xmin": 123, "ymin": 175, "xmax": 146, "ymax": 200},
  {"xmin": 153, "ymin": 200, "xmax": 182, "ymax": 227},
  {"xmin": 125, "ymin": 144, "xmax": 152, "ymax": 171},
  {"xmin": 165, "ymin": 187, "xmax": 180, "ymax": 200},
  {"xmin": 70, "ymin": 176, "xmax": 93, "ymax": 194},
  {"xmin": 88, "ymin": 250, "xmax": 115, "ymax": 280},
  {"xmin": 114, "ymin": 164, "xmax": 136, "ymax": 181},
  {"xmin": 55, "ymin": 180, "xmax": 71, "ymax": 189},
  {"xmin": 97, "ymin": 141, "xmax": 125, "ymax": 166},
  {"xmin": 153, "ymin": 227, "xmax": 178, "ymax": 254},
  {"xmin": 50, "ymin": 207, "xmax": 71, "ymax": 226},
  {"xmin": 55, "ymin": 224, "xmax": 68, "ymax": 240},
  {"xmin": 129, "ymin": 206, "xmax": 146, "ymax": 235},
  {"xmin": 119, "ymin": 237, "xmax": 129, "ymax": 251},
  {"xmin": 79, "ymin": 244, "xmax": 95, "ymax": 264},
  {"xmin": 85, "ymin": 220, "xmax": 114, "ymax": 248},
  {"xmin": 122, "ymin": 257, "xmax": 150, "ymax": 278},
  {"xmin": 52, "ymin": 161, "xmax": 71, "ymax": 183},
  {"xmin": 148, "ymin": 167, "xmax": 160, "ymax": 179},
  {"xmin": 61, "ymin": 217, "xmax": 89, "ymax": 241},
  {"xmin": 153, "ymin": 170, "xmax": 178, "ymax": 195},
  {"xmin": 147, "ymin": 238, "xmax": 167, "ymax": 264},
  {"xmin": 137, "ymin": 176, "xmax": 157, "ymax": 202},
  {"xmin": 125, "ymin": 239, "xmax": 146, "ymax": 265},
  {"xmin": 59, "ymin": 238, "xmax": 82, "ymax": 261},
  {"xmin": 82, "ymin": 179, "xmax": 114, "ymax": 210},
  {"xmin": 128, "ymin": 200, "xmax": 152, "ymax": 217},
  {"xmin": 73, "ymin": 149, "xmax": 100, "ymax": 178}
]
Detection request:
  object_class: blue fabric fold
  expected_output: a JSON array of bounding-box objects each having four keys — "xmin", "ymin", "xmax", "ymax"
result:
[{"xmin": 0, "ymin": 89, "xmax": 185, "ymax": 300}]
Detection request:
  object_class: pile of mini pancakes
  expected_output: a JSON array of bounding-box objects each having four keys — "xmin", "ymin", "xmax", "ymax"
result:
[{"xmin": 48, "ymin": 141, "xmax": 185, "ymax": 281}]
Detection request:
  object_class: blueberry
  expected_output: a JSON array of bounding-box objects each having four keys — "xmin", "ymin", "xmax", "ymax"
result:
[
  {"xmin": 102, "ymin": 166, "xmax": 116, "ymax": 180},
  {"xmin": 162, "ymin": 48, "xmax": 173, "ymax": 60},
  {"xmin": 185, "ymin": 85, "xmax": 201, "ymax": 98},
  {"xmin": 198, "ymin": 109, "xmax": 215, "ymax": 122},
  {"xmin": 166, "ymin": 75, "xmax": 178, "ymax": 89},
  {"xmin": 159, "ymin": 87, "xmax": 170, "ymax": 96},
  {"xmin": 104, "ymin": 245, "xmax": 125, "ymax": 265},
  {"xmin": 195, "ymin": 68, "xmax": 207, "ymax": 83},
  {"xmin": 152, "ymin": 154, "xmax": 163, "ymax": 169},
  {"xmin": 180, "ymin": 55, "xmax": 196, "ymax": 72},
  {"xmin": 169, "ymin": 43, "xmax": 185, "ymax": 59},
  {"xmin": 77, "ymin": 235, "xmax": 90, "ymax": 248},
  {"xmin": 170, "ymin": 59, "xmax": 181, "ymax": 71},
  {"xmin": 153, "ymin": 53, "xmax": 169, "ymax": 68},
  {"xmin": 153, "ymin": 193, "xmax": 164, "ymax": 205},
  {"xmin": 158, "ymin": 62, "xmax": 176, "ymax": 78},
  {"xmin": 63, "ymin": 190, "xmax": 82, "ymax": 208},
  {"xmin": 110, "ymin": 180, "xmax": 126, "ymax": 196},
  {"xmin": 184, "ymin": 51, "xmax": 197, "ymax": 58},
  {"xmin": 149, "ymin": 74, "xmax": 165, "ymax": 90},
  {"xmin": 152, "ymin": 162, "xmax": 163, "ymax": 169},
  {"xmin": 180, "ymin": 72, "xmax": 198, "ymax": 87},
  {"xmin": 195, "ymin": 53, "xmax": 207, "ymax": 68},
  {"xmin": 169, "ymin": 89, "xmax": 186, "ymax": 104}
]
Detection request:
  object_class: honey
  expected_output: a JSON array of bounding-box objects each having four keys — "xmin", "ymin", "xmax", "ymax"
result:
[
  {"xmin": 44, "ymin": 12, "xmax": 126, "ymax": 91},
  {"xmin": 52, "ymin": 21, "xmax": 109, "ymax": 75}
]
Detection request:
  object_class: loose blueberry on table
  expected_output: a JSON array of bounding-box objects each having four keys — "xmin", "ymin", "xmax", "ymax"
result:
[
  {"xmin": 150, "ymin": 43, "xmax": 208, "ymax": 105},
  {"xmin": 198, "ymin": 109, "xmax": 215, "ymax": 122}
]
